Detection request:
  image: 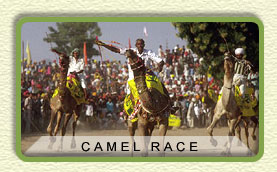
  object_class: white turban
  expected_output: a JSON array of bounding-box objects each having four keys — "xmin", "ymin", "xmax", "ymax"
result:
[{"xmin": 235, "ymin": 48, "xmax": 244, "ymax": 55}]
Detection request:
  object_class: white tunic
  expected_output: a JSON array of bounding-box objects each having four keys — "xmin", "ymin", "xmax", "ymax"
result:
[
  {"xmin": 120, "ymin": 48, "xmax": 163, "ymax": 81},
  {"xmin": 67, "ymin": 56, "xmax": 86, "ymax": 88},
  {"xmin": 68, "ymin": 56, "xmax": 84, "ymax": 74}
]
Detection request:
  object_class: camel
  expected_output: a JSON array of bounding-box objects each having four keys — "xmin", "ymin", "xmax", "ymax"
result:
[
  {"xmin": 236, "ymin": 115, "xmax": 259, "ymax": 150},
  {"xmin": 207, "ymin": 53, "xmax": 241, "ymax": 155},
  {"xmin": 235, "ymin": 89, "xmax": 259, "ymax": 150},
  {"xmin": 47, "ymin": 49, "xmax": 83, "ymax": 149},
  {"xmin": 125, "ymin": 49, "xmax": 171, "ymax": 156}
]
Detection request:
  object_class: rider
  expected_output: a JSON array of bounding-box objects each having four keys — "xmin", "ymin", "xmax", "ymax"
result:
[
  {"xmin": 96, "ymin": 38, "xmax": 165, "ymax": 94},
  {"xmin": 67, "ymin": 48, "xmax": 87, "ymax": 99},
  {"xmin": 233, "ymin": 48, "xmax": 253, "ymax": 98}
]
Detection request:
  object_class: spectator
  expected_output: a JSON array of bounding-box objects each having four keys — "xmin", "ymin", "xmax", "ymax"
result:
[{"xmin": 24, "ymin": 92, "xmax": 33, "ymax": 133}]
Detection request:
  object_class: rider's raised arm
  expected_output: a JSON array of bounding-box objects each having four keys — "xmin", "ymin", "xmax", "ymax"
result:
[
  {"xmin": 95, "ymin": 40, "xmax": 120, "ymax": 54},
  {"xmin": 51, "ymin": 48, "xmax": 67, "ymax": 57}
]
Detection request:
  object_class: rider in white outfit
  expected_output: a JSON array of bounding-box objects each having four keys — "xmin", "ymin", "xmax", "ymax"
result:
[
  {"xmin": 96, "ymin": 39, "xmax": 164, "ymax": 94},
  {"xmin": 67, "ymin": 48, "xmax": 87, "ymax": 98},
  {"xmin": 233, "ymin": 48, "xmax": 252, "ymax": 98}
]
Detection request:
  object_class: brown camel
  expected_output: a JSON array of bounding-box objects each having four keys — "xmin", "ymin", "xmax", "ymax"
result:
[
  {"xmin": 236, "ymin": 115, "xmax": 258, "ymax": 150},
  {"xmin": 125, "ymin": 49, "xmax": 171, "ymax": 156},
  {"xmin": 235, "ymin": 88, "xmax": 259, "ymax": 150},
  {"xmin": 207, "ymin": 53, "xmax": 241, "ymax": 155},
  {"xmin": 47, "ymin": 49, "xmax": 83, "ymax": 148}
]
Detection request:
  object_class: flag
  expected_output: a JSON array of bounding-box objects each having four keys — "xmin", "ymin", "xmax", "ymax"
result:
[
  {"xmin": 84, "ymin": 42, "xmax": 87, "ymax": 65},
  {"xmin": 26, "ymin": 41, "xmax": 31, "ymax": 65},
  {"xmin": 128, "ymin": 38, "xmax": 131, "ymax": 48},
  {"xmin": 96, "ymin": 36, "xmax": 103, "ymax": 64},
  {"xmin": 143, "ymin": 26, "xmax": 148, "ymax": 37}
]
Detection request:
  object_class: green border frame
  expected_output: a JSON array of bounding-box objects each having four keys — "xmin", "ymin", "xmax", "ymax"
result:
[{"xmin": 16, "ymin": 17, "xmax": 264, "ymax": 162}]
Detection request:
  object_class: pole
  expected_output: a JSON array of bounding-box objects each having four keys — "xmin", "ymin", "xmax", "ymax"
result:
[{"xmin": 22, "ymin": 41, "xmax": 24, "ymax": 73}]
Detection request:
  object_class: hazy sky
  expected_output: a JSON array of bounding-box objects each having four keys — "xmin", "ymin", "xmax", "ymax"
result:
[{"xmin": 21, "ymin": 22, "xmax": 187, "ymax": 63}]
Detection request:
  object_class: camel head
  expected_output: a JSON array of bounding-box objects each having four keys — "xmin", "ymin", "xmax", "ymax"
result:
[
  {"xmin": 125, "ymin": 49, "xmax": 145, "ymax": 76},
  {"xmin": 59, "ymin": 53, "xmax": 69, "ymax": 71},
  {"xmin": 125, "ymin": 49, "xmax": 138, "ymax": 64}
]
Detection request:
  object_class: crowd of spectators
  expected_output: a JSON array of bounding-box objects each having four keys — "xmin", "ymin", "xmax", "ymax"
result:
[{"xmin": 21, "ymin": 44, "xmax": 259, "ymax": 134}]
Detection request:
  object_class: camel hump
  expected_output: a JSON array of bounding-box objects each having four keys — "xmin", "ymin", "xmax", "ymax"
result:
[{"xmin": 140, "ymin": 88, "xmax": 170, "ymax": 114}]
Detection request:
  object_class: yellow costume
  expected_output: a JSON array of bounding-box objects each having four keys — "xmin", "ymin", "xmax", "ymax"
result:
[{"xmin": 52, "ymin": 76, "xmax": 86, "ymax": 105}]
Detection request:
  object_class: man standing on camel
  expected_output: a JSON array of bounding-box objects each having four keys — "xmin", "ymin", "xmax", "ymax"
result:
[
  {"xmin": 67, "ymin": 48, "xmax": 87, "ymax": 99},
  {"xmin": 95, "ymin": 38, "xmax": 165, "ymax": 94},
  {"xmin": 96, "ymin": 38, "xmax": 170, "ymax": 132}
]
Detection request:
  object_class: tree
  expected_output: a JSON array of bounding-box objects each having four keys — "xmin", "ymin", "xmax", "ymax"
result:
[
  {"xmin": 172, "ymin": 22, "xmax": 259, "ymax": 81},
  {"xmin": 43, "ymin": 22, "xmax": 102, "ymax": 59}
]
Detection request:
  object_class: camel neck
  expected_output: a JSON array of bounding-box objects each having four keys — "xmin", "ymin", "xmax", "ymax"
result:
[{"xmin": 58, "ymin": 65, "xmax": 69, "ymax": 97}]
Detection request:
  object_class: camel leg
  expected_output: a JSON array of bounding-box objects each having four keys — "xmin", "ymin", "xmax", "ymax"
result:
[
  {"xmin": 236, "ymin": 125, "xmax": 242, "ymax": 146},
  {"xmin": 209, "ymin": 108, "xmax": 214, "ymax": 127},
  {"xmin": 141, "ymin": 122, "xmax": 155, "ymax": 156},
  {"xmin": 158, "ymin": 116, "xmax": 168, "ymax": 157},
  {"xmin": 47, "ymin": 110, "xmax": 57, "ymax": 136},
  {"xmin": 242, "ymin": 117, "xmax": 253, "ymax": 156},
  {"xmin": 228, "ymin": 117, "xmax": 238, "ymax": 137},
  {"xmin": 71, "ymin": 111, "xmax": 79, "ymax": 149},
  {"xmin": 71, "ymin": 106, "xmax": 81, "ymax": 148},
  {"xmin": 128, "ymin": 118, "xmax": 137, "ymax": 137},
  {"xmin": 251, "ymin": 116, "xmax": 258, "ymax": 140},
  {"xmin": 207, "ymin": 111, "xmax": 223, "ymax": 136},
  {"xmin": 61, "ymin": 113, "xmax": 72, "ymax": 136},
  {"xmin": 147, "ymin": 122, "xmax": 155, "ymax": 136},
  {"xmin": 242, "ymin": 118, "xmax": 250, "ymax": 149},
  {"xmin": 235, "ymin": 117, "xmax": 242, "ymax": 146},
  {"xmin": 207, "ymin": 110, "xmax": 224, "ymax": 147},
  {"xmin": 128, "ymin": 121, "xmax": 137, "ymax": 157},
  {"xmin": 137, "ymin": 116, "xmax": 148, "ymax": 157},
  {"xmin": 225, "ymin": 117, "xmax": 238, "ymax": 156},
  {"xmin": 47, "ymin": 110, "xmax": 58, "ymax": 149},
  {"xmin": 72, "ymin": 112, "xmax": 79, "ymax": 137},
  {"xmin": 72, "ymin": 106, "xmax": 81, "ymax": 137},
  {"xmin": 54, "ymin": 111, "xmax": 62, "ymax": 136}
]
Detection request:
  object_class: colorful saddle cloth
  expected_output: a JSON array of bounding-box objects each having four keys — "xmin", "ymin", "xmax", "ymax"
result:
[
  {"xmin": 124, "ymin": 94, "xmax": 139, "ymax": 123},
  {"xmin": 124, "ymin": 72, "xmax": 166, "ymax": 123},
  {"xmin": 240, "ymin": 87, "xmax": 257, "ymax": 117},
  {"xmin": 218, "ymin": 86, "xmax": 257, "ymax": 117},
  {"xmin": 128, "ymin": 72, "xmax": 166, "ymax": 100},
  {"xmin": 218, "ymin": 85, "xmax": 243, "ymax": 106},
  {"xmin": 52, "ymin": 76, "xmax": 86, "ymax": 105}
]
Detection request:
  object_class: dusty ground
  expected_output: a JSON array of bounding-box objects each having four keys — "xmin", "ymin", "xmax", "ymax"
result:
[{"xmin": 21, "ymin": 125, "xmax": 259, "ymax": 155}]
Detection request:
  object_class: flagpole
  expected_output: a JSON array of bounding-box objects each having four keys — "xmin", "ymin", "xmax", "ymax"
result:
[
  {"xmin": 83, "ymin": 42, "xmax": 87, "ymax": 66},
  {"xmin": 22, "ymin": 40, "xmax": 24, "ymax": 73},
  {"xmin": 96, "ymin": 36, "xmax": 103, "ymax": 68}
]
